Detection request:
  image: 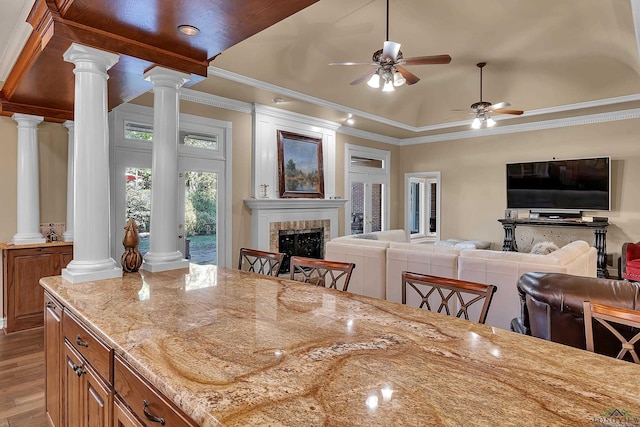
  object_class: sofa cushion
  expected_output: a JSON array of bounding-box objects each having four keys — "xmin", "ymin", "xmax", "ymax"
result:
[{"xmin": 454, "ymin": 240, "xmax": 491, "ymax": 249}]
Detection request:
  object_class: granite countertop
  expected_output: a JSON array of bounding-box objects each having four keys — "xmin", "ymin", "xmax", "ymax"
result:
[{"xmin": 41, "ymin": 265, "xmax": 640, "ymax": 426}]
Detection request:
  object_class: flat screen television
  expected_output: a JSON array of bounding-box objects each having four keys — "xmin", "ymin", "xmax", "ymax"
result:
[{"xmin": 506, "ymin": 157, "xmax": 610, "ymax": 211}]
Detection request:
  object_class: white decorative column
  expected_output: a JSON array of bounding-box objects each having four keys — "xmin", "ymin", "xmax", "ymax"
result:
[
  {"xmin": 62, "ymin": 43, "xmax": 122, "ymax": 283},
  {"xmin": 142, "ymin": 67, "xmax": 190, "ymax": 272},
  {"xmin": 62, "ymin": 120, "xmax": 74, "ymax": 242},
  {"xmin": 12, "ymin": 113, "xmax": 45, "ymax": 244}
]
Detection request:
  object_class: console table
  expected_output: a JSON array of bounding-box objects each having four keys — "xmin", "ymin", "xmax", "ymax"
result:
[{"xmin": 498, "ymin": 218, "xmax": 609, "ymax": 278}]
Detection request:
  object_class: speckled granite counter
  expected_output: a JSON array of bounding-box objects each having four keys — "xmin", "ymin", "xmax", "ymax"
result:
[{"xmin": 41, "ymin": 265, "xmax": 640, "ymax": 426}]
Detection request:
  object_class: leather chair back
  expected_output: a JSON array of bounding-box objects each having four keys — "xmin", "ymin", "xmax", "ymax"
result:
[{"xmin": 516, "ymin": 272, "xmax": 640, "ymax": 358}]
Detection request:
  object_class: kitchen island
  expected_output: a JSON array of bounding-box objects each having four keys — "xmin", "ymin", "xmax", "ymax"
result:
[{"xmin": 41, "ymin": 264, "xmax": 640, "ymax": 426}]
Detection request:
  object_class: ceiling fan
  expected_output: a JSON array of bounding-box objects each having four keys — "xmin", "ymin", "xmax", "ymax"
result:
[
  {"xmin": 328, "ymin": 0, "xmax": 451, "ymax": 92},
  {"xmin": 468, "ymin": 62, "xmax": 524, "ymax": 129}
]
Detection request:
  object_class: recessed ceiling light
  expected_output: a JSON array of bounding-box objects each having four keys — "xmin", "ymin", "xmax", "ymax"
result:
[
  {"xmin": 273, "ymin": 97, "xmax": 284, "ymax": 104},
  {"xmin": 346, "ymin": 118, "xmax": 355, "ymax": 125},
  {"xmin": 178, "ymin": 25, "xmax": 200, "ymax": 36}
]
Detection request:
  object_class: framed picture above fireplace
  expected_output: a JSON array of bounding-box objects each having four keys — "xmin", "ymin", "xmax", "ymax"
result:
[{"xmin": 277, "ymin": 130, "xmax": 325, "ymax": 198}]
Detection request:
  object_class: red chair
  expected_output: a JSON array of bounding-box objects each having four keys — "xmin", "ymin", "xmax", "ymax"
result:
[{"xmin": 622, "ymin": 242, "xmax": 640, "ymax": 282}]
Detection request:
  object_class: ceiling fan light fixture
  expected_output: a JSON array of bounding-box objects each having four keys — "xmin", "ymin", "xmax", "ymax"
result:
[
  {"xmin": 486, "ymin": 117, "xmax": 496, "ymax": 127},
  {"xmin": 367, "ymin": 73, "xmax": 381, "ymax": 88},
  {"xmin": 471, "ymin": 117, "xmax": 481, "ymax": 129},
  {"xmin": 393, "ymin": 71, "xmax": 406, "ymax": 87},
  {"xmin": 382, "ymin": 80, "xmax": 395, "ymax": 92}
]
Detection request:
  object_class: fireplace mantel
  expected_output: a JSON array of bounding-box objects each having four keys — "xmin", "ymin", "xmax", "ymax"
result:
[
  {"xmin": 244, "ymin": 198, "xmax": 348, "ymax": 251},
  {"xmin": 244, "ymin": 198, "xmax": 347, "ymax": 210}
]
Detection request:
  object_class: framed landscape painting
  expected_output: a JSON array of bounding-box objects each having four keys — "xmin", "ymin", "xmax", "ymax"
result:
[{"xmin": 277, "ymin": 130, "xmax": 325, "ymax": 198}]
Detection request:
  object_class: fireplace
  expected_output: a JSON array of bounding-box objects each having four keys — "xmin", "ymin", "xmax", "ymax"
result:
[
  {"xmin": 278, "ymin": 228, "xmax": 324, "ymax": 274},
  {"xmin": 243, "ymin": 198, "xmax": 347, "ymax": 260}
]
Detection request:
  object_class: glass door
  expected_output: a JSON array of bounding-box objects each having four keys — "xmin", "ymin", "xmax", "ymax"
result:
[
  {"xmin": 349, "ymin": 175, "xmax": 384, "ymax": 235},
  {"xmin": 345, "ymin": 145, "xmax": 390, "ymax": 236},
  {"xmin": 178, "ymin": 156, "xmax": 225, "ymax": 266}
]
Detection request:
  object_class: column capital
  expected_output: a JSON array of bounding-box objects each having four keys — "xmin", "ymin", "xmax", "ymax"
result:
[
  {"xmin": 143, "ymin": 66, "xmax": 191, "ymax": 89},
  {"xmin": 63, "ymin": 43, "xmax": 119, "ymax": 75},
  {"xmin": 12, "ymin": 113, "xmax": 44, "ymax": 126},
  {"xmin": 63, "ymin": 120, "xmax": 74, "ymax": 131}
]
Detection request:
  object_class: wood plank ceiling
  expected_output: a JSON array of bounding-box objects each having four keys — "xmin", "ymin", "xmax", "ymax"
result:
[{"xmin": 0, "ymin": 0, "xmax": 318, "ymax": 122}]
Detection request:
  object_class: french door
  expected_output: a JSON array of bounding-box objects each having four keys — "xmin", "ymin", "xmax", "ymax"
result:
[
  {"xmin": 349, "ymin": 175, "xmax": 385, "ymax": 234},
  {"xmin": 178, "ymin": 156, "xmax": 225, "ymax": 266},
  {"xmin": 345, "ymin": 144, "xmax": 390, "ymax": 235}
]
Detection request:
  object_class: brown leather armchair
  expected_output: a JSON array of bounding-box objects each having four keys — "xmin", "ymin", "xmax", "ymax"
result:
[{"xmin": 512, "ymin": 272, "xmax": 640, "ymax": 358}]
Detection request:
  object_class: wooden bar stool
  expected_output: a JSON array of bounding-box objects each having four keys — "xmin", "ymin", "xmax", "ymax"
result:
[
  {"xmin": 238, "ymin": 248, "xmax": 285, "ymax": 277},
  {"xmin": 289, "ymin": 256, "xmax": 355, "ymax": 291}
]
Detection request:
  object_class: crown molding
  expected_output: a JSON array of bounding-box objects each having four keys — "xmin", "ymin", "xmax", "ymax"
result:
[
  {"xmin": 200, "ymin": 66, "xmax": 640, "ymax": 146},
  {"xmin": 180, "ymin": 87, "xmax": 252, "ymax": 113},
  {"xmin": 399, "ymin": 108, "xmax": 640, "ymax": 145},
  {"xmin": 207, "ymin": 65, "xmax": 413, "ymax": 130},
  {"xmin": 337, "ymin": 125, "xmax": 399, "ymax": 145},
  {"xmin": 253, "ymin": 103, "xmax": 341, "ymax": 131}
]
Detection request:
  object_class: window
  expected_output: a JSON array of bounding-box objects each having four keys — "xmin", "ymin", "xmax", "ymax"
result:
[
  {"xmin": 124, "ymin": 121, "xmax": 153, "ymax": 142},
  {"xmin": 180, "ymin": 131, "xmax": 218, "ymax": 150},
  {"xmin": 405, "ymin": 172, "xmax": 440, "ymax": 241}
]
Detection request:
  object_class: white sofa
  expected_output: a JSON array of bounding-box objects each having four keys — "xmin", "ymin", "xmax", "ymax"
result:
[
  {"xmin": 457, "ymin": 240, "xmax": 597, "ymax": 330},
  {"xmin": 385, "ymin": 242, "xmax": 461, "ymax": 304},
  {"xmin": 327, "ymin": 231, "xmax": 597, "ymax": 331},
  {"xmin": 324, "ymin": 230, "xmax": 407, "ymax": 299}
]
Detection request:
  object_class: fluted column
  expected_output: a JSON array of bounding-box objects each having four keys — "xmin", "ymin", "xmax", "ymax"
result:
[
  {"xmin": 62, "ymin": 43, "xmax": 122, "ymax": 283},
  {"xmin": 12, "ymin": 113, "xmax": 45, "ymax": 245},
  {"xmin": 142, "ymin": 67, "xmax": 190, "ymax": 272},
  {"xmin": 62, "ymin": 120, "xmax": 74, "ymax": 242}
]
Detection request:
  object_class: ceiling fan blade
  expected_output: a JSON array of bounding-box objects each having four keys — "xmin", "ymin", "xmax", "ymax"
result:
[
  {"xmin": 492, "ymin": 108, "xmax": 524, "ymax": 115},
  {"xmin": 382, "ymin": 41, "xmax": 401, "ymax": 61},
  {"xmin": 329, "ymin": 61, "xmax": 375, "ymax": 66},
  {"xmin": 349, "ymin": 69, "xmax": 377, "ymax": 85},
  {"xmin": 399, "ymin": 54, "xmax": 452, "ymax": 66},
  {"xmin": 488, "ymin": 101, "xmax": 510, "ymax": 110},
  {"xmin": 396, "ymin": 66, "xmax": 420, "ymax": 85}
]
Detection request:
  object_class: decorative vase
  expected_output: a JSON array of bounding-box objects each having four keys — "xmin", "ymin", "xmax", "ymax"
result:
[{"xmin": 121, "ymin": 218, "xmax": 143, "ymax": 273}]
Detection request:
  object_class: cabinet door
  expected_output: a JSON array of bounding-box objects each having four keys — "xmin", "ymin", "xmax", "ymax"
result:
[
  {"xmin": 5, "ymin": 248, "xmax": 57, "ymax": 332},
  {"xmin": 84, "ymin": 365, "xmax": 112, "ymax": 427},
  {"xmin": 45, "ymin": 293, "xmax": 63, "ymax": 427},
  {"xmin": 64, "ymin": 342, "xmax": 84, "ymax": 427},
  {"xmin": 63, "ymin": 341, "xmax": 113, "ymax": 427}
]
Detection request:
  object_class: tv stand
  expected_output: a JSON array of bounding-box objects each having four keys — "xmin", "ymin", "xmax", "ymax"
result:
[{"xmin": 498, "ymin": 218, "xmax": 609, "ymax": 278}]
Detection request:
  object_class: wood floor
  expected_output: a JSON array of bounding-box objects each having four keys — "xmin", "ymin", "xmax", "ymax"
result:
[{"xmin": 0, "ymin": 328, "xmax": 46, "ymax": 427}]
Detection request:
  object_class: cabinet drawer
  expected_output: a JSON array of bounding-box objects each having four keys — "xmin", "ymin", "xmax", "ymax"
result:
[
  {"xmin": 114, "ymin": 355, "xmax": 197, "ymax": 427},
  {"xmin": 62, "ymin": 310, "xmax": 113, "ymax": 384}
]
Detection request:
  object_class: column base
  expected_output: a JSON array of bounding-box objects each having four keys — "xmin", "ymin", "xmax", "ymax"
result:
[
  {"xmin": 142, "ymin": 258, "xmax": 190, "ymax": 273},
  {"xmin": 12, "ymin": 233, "xmax": 46, "ymax": 245},
  {"xmin": 62, "ymin": 258, "xmax": 122, "ymax": 283},
  {"xmin": 62, "ymin": 231, "xmax": 74, "ymax": 242}
]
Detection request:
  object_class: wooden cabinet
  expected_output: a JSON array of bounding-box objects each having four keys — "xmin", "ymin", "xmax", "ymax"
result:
[
  {"xmin": 114, "ymin": 355, "xmax": 198, "ymax": 427},
  {"xmin": 63, "ymin": 342, "xmax": 113, "ymax": 427},
  {"xmin": 3, "ymin": 243, "xmax": 73, "ymax": 333},
  {"xmin": 45, "ymin": 292, "xmax": 63, "ymax": 427},
  {"xmin": 44, "ymin": 293, "xmax": 196, "ymax": 427}
]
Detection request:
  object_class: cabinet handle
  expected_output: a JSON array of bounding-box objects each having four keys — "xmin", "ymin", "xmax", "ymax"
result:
[
  {"xmin": 69, "ymin": 361, "xmax": 86, "ymax": 376},
  {"xmin": 143, "ymin": 400, "xmax": 166, "ymax": 425},
  {"xmin": 46, "ymin": 301, "xmax": 55, "ymax": 309},
  {"xmin": 75, "ymin": 335, "xmax": 89, "ymax": 347}
]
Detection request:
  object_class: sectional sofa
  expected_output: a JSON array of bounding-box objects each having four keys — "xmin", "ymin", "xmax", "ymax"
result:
[{"xmin": 325, "ymin": 230, "xmax": 597, "ymax": 330}]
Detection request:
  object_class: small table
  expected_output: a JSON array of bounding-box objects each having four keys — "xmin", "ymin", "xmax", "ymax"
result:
[{"xmin": 498, "ymin": 218, "xmax": 609, "ymax": 278}]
